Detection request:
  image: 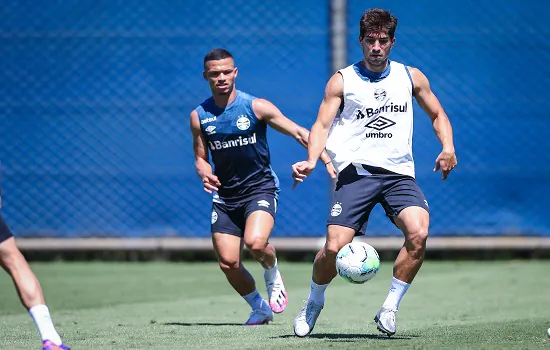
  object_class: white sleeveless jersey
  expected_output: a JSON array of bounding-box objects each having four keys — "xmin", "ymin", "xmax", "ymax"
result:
[{"xmin": 326, "ymin": 60, "xmax": 416, "ymax": 177}]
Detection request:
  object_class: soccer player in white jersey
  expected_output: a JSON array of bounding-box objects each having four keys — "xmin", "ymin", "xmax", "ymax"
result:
[{"xmin": 291, "ymin": 8, "xmax": 457, "ymax": 337}]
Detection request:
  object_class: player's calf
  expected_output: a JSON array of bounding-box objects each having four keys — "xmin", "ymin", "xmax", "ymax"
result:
[{"xmin": 312, "ymin": 246, "xmax": 339, "ymax": 285}]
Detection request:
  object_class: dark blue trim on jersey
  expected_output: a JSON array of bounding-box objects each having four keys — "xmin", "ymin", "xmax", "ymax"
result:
[
  {"xmin": 353, "ymin": 60, "xmax": 391, "ymax": 82},
  {"xmin": 405, "ymin": 66, "xmax": 415, "ymax": 92},
  {"xmin": 204, "ymin": 94, "xmax": 239, "ymax": 116}
]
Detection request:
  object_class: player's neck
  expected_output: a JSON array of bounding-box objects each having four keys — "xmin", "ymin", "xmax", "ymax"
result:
[
  {"xmin": 362, "ymin": 59, "xmax": 389, "ymax": 73},
  {"xmin": 212, "ymin": 88, "xmax": 237, "ymax": 108}
]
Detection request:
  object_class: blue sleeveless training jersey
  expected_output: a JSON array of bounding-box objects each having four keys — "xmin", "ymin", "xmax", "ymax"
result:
[{"xmin": 196, "ymin": 90, "xmax": 280, "ymax": 203}]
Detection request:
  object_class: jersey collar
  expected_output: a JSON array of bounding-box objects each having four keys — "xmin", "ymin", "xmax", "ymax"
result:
[{"xmin": 353, "ymin": 61, "xmax": 391, "ymax": 82}]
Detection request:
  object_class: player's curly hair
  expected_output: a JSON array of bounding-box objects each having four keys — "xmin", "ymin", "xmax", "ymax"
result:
[{"xmin": 359, "ymin": 8, "xmax": 398, "ymax": 40}]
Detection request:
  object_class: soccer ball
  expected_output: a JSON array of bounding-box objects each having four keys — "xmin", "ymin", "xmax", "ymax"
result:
[{"xmin": 335, "ymin": 241, "xmax": 380, "ymax": 284}]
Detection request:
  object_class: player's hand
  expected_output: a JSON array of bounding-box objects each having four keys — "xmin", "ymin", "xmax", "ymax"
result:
[
  {"xmin": 202, "ymin": 173, "xmax": 221, "ymax": 193},
  {"xmin": 291, "ymin": 160, "xmax": 316, "ymax": 189},
  {"xmin": 434, "ymin": 149, "xmax": 457, "ymax": 180},
  {"xmin": 325, "ymin": 161, "xmax": 337, "ymax": 179}
]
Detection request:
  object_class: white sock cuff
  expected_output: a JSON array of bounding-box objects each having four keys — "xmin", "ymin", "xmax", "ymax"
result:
[
  {"xmin": 311, "ymin": 280, "xmax": 329, "ymax": 290},
  {"xmin": 243, "ymin": 289, "xmax": 260, "ymax": 299},
  {"xmin": 392, "ymin": 276, "xmax": 410, "ymax": 287},
  {"xmin": 29, "ymin": 304, "xmax": 49, "ymax": 316}
]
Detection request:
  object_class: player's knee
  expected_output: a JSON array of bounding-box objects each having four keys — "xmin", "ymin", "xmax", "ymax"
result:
[
  {"xmin": 218, "ymin": 257, "xmax": 240, "ymax": 273},
  {"xmin": 406, "ymin": 225, "xmax": 428, "ymax": 253},
  {"xmin": 244, "ymin": 237, "xmax": 268, "ymax": 256},
  {"xmin": 0, "ymin": 243, "xmax": 23, "ymax": 273},
  {"xmin": 324, "ymin": 241, "xmax": 342, "ymax": 258}
]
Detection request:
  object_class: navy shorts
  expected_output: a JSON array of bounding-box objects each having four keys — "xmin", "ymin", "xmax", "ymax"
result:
[
  {"xmin": 327, "ymin": 164, "xmax": 429, "ymax": 234},
  {"xmin": 0, "ymin": 213, "xmax": 14, "ymax": 244},
  {"xmin": 211, "ymin": 193, "xmax": 277, "ymax": 237}
]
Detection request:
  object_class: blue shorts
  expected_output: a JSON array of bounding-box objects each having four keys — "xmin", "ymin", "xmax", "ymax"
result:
[
  {"xmin": 0, "ymin": 213, "xmax": 14, "ymax": 244},
  {"xmin": 327, "ymin": 164, "xmax": 429, "ymax": 235},
  {"xmin": 211, "ymin": 193, "xmax": 277, "ymax": 237}
]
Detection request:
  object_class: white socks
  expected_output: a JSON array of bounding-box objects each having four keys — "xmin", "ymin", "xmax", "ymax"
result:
[
  {"xmin": 264, "ymin": 259, "xmax": 279, "ymax": 282},
  {"xmin": 382, "ymin": 277, "xmax": 410, "ymax": 310},
  {"xmin": 243, "ymin": 289, "xmax": 267, "ymax": 310},
  {"xmin": 306, "ymin": 276, "xmax": 408, "ymax": 311},
  {"xmin": 308, "ymin": 280, "xmax": 329, "ymax": 305},
  {"xmin": 29, "ymin": 305, "xmax": 62, "ymax": 345}
]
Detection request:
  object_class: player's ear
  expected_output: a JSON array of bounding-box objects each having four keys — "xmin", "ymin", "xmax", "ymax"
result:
[
  {"xmin": 202, "ymin": 71, "xmax": 207, "ymax": 81},
  {"xmin": 234, "ymin": 67, "xmax": 238, "ymax": 78},
  {"xmin": 358, "ymin": 35, "xmax": 363, "ymax": 45}
]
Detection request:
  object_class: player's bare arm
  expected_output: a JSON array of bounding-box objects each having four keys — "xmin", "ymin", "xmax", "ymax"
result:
[
  {"xmin": 253, "ymin": 98, "xmax": 336, "ymax": 178},
  {"xmin": 292, "ymin": 72, "xmax": 344, "ymax": 183},
  {"xmin": 409, "ymin": 67, "xmax": 457, "ymax": 180},
  {"xmin": 190, "ymin": 110, "xmax": 221, "ymax": 193}
]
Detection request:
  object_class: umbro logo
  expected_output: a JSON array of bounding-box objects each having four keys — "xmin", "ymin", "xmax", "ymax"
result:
[
  {"xmin": 366, "ymin": 116, "xmax": 396, "ymax": 131},
  {"xmin": 205, "ymin": 125, "xmax": 216, "ymax": 135},
  {"xmin": 257, "ymin": 200, "xmax": 270, "ymax": 208}
]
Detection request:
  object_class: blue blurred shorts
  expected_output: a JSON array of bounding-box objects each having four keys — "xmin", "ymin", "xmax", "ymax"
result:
[
  {"xmin": 0, "ymin": 213, "xmax": 14, "ymax": 244},
  {"xmin": 211, "ymin": 193, "xmax": 277, "ymax": 237},
  {"xmin": 327, "ymin": 164, "xmax": 429, "ymax": 235}
]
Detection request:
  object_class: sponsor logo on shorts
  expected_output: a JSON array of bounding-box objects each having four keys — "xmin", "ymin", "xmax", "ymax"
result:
[
  {"xmin": 331, "ymin": 202, "xmax": 342, "ymax": 217},
  {"xmin": 211, "ymin": 210, "xmax": 218, "ymax": 224},
  {"xmin": 257, "ymin": 199, "xmax": 270, "ymax": 208}
]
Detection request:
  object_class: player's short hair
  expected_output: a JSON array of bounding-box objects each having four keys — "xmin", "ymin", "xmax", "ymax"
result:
[
  {"xmin": 359, "ymin": 8, "xmax": 398, "ymax": 40},
  {"xmin": 204, "ymin": 48, "xmax": 234, "ymax": 69}
]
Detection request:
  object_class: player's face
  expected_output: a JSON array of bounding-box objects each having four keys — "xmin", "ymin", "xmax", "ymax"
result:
[
  {"xmin": 203, "ymin": 58, "xmax": 238, "ymax": 96},
  {"xmin": 359, "ymin": 32, "xmax": 395, "ymax": 69}
]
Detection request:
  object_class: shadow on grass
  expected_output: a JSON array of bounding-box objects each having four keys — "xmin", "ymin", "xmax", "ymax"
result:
[
  {"xmin": 162, "ymin": 322, "xmax": 242, "ymax": 326},
  {"xmin": 276, "ymin": 333, "xmax": 418, "ymax": 341}
]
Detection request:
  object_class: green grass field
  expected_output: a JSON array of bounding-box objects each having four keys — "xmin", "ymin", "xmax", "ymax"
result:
[{"xmin": 0, "ymin": 260, "xmax": 549, "ymax": 349}]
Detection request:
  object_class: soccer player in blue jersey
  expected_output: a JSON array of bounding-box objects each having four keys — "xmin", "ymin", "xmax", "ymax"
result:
[
  {"xmin": 190, "ymin": 48, "xmax": 336, "ymax": 325},
  {"xmin": 0, "ymin": 213, "xmax": 70, "ymax": 350}
]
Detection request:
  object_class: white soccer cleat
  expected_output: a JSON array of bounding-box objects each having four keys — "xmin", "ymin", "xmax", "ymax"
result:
[
  {"xmin": 265, "ymin": 271, "xmax": 288, "ymax": 313},
  {"xmin": 374, "ymin": 306, "xmax": 397, "ymax": 336},
  {"xmin": 293, "ymin": 300, "xmax": 323, "ymax": 337},
  {"xmin": 244, "ymin": 305, "xmax": 274, "ymax": 326}
]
